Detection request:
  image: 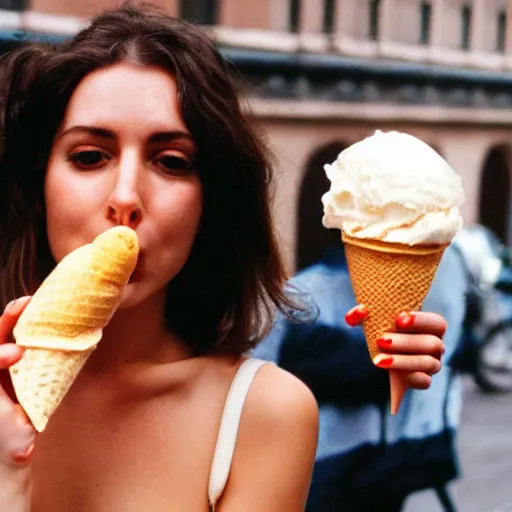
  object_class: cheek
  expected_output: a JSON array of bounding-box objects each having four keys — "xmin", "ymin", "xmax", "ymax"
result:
[
  {"xmin": 180, "ymin": 185, "xmax": 203, "ymax": 236},
  {"xmin": 145, "ymin": 183, "xmax": 202, "ymax": 284},
  {"xmin": 161, "ymin": 180, "xmax": 203, "ymax": 239},
  {"xmin": 153, "ymin": 181, "xmax": 203, "ymax": 268},
  {"xmin": 45, "ymin": 171, "xmax": 78, "ymax": 231},
  {"xmin": 44, "ymin": 163, "xmax": 103, "ymax": 261},
  {"xmin": 45, "ymin": 163, "xmax": 104, "ymax": 223}
]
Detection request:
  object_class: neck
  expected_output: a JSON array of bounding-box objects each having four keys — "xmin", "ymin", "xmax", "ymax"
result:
[{"xmin": 83, "ymin": 289, "xmax": 191, "ymax": 375}]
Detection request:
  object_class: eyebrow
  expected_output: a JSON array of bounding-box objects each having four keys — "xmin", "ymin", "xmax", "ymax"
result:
[{"xmin": 58, "ymin": 125, "xmax": 195, "ymax": 144}]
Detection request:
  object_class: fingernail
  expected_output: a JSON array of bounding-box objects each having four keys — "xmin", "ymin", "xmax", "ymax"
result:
[
  {"xmin": 12, "ymin": 442, "xmax": 35, "ymax": 464},
  {"xmin": 373, "ymin": 355, "xmax": 394, "ymax": 368},
  {"xmin": 396, "ymin": 312, "xmax": 414, "ymax": 328},
  {"xmin": 4, "ymin": 299, "xmax": 17, "ymax": 312},
  {"xmin": 377, "ymin": 337, "xmax": 393, "ymax": 347},
  {"xmin": 4, "ymin": 296, "xmax": 30, "ymax": 313},
  {"xmin": 2, "ymin": 343, "xmax": 22, "ymax": 360},
  {"xmin": 345, "ymin": 304, "xmax": 369, "ymax": 327}
]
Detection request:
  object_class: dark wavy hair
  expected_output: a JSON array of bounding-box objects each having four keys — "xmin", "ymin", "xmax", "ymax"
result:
[{"xmin": 0, "ymin": 3, "xmax": 299, "ymax": 355}]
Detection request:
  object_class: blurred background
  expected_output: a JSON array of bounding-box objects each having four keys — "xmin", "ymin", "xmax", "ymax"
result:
[{"xmin": 0, "ymin": 1, "xmax": 511, "ymax": 510}]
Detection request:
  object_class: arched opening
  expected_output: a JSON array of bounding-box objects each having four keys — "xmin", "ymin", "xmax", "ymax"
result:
[
  {"xmin": 478, "ymin": 146, "xmax": 511, "ymax": 244},
  {"xmin": 296, "ymin": 141, "xmax": 348, "ymax": 271}
]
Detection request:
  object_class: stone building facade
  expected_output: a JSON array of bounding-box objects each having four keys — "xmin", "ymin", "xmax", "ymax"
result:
[{"xmin": 1, "ymin": 0, "xmax": 511, "ymax": 272}]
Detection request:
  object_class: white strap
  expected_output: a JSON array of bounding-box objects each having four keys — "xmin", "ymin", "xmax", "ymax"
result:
[{"xmin": 208, "ymin": 358, "xmax": 268, "ymax": 508}]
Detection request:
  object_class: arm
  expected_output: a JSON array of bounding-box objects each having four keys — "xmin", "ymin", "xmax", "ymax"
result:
[
  {"xmin": 0, "ymin": 298, "xmax": 36, "ymax": 512},
  {"xmin": 217, "ymin": 365, "xmax": 319, "ymax": 511}
]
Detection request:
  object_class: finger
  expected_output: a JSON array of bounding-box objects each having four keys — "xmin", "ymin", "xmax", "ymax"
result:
[
  {"xmin": 377, "ymin": 333, "xmax": 444, "ymax": 358},
  {"xmin": 405, "ymin": 371, "xmax": 433, "ymax": 390},
  {"xmin": 12, "ymin": 404, "xmax": 32, "ymax": 429},
  {"xmin": 373, "ymin": 353, "xmax": 442, "ymax": 375},
  {"xmin": 0, "ymin": 296, "xmax": 31, "ymax": 343},
  {"xmin": 0, "ymin": 344, "xmax": 24, "ymax": 370},
  {"xmin": 345, "ymin": 304, "xmax": 369, "ymax": 327},
  {"xmin": 395, "ymin": 311, "xmax": 447, "ymax": 338},
  {"xmin": 0, "ymin": 345, "xmax": 24, "ymax": 404}
]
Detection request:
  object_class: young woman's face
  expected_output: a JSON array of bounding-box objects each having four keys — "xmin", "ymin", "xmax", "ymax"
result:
[{"xmin": 45, "ymin": 63, "xmax": 203, "ymax": 308}]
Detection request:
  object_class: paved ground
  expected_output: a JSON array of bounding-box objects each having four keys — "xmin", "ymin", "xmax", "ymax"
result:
[{"xmin": 404, "ymin": 377, "xmax": 512, "ymax": 512}]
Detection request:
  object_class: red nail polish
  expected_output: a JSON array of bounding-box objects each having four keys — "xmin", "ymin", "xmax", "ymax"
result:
[
  {"xmin": 345, "ymin": 305, "xmax": 369, "ymax": 327},
  {"xmin": 12, "ymin": 443, "xmax": 35, "ymax": 463},
  {"xmin": 377, "ymin": 337, "xmax": 393, "ymax": 347},
  {"xmin": 375, "ymin": 357, "xmax": 394, "ymax": 368},
  {"xmin": 396, "ymin": 312, "xmax": 414, "ymax": 328}
]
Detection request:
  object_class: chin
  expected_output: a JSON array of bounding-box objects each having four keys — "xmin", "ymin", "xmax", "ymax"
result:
[
  {"xmin": 117, "ymin": 282, "xmax": 149, "ymax": 310},
  {"xmin": 117, "ymin": 281, "xmax": 167, "ymax": 310}
]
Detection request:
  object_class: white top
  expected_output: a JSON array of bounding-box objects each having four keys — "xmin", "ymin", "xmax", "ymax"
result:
[{"xmin": 208, "ymin": 357, "xmax": 269, "ymax": 509}]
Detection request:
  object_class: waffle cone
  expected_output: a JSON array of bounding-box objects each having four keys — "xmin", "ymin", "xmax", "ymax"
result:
[
  {"xmin": 10, "ymin": 226, "xmax": 139, "ymax": 432},
  {"xmin": 9, "ymin": 347, "xmax": 92, "ymax": 432},
  {"xmin": 342, "ymin": 233, "xmax": 447, "ymax": 414}
]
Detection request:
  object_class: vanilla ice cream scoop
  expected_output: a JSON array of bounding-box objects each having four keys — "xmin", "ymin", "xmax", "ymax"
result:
[{"xmin": 321, "ymin": 130, "xmax": 464, "ymax": 245}]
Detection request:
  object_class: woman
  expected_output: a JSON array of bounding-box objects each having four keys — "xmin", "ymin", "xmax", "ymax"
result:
[{"xmin": 0, "ymin": 4, "xmax": 446, "ymax": 511}]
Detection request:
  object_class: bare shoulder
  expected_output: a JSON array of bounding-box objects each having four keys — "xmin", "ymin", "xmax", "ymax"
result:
[
  {"xmin": 244, "ymin": 362, "xmax": 319, "ymax": 429},
  {"xmin": 218, "ymin": 362, "xmax": 319, "ymax": 510}
]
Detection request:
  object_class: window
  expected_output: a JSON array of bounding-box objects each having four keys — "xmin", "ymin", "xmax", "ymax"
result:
[
  {"xmin": 497, "ymin": 9, "xmax": 507, "ymax": 52},
  {"xmin": 0, "ymin": 0, "xmax": 25, "ymax": 10},
  {"xmin": 323, "ymin": 0, "xmax": 336, "ymax": 33},
  {"xmin": 369, "ymin": 0, "xmax": 380, "ymax": 41},
  {"xmin": 419, "ymin": 1, "xmax": 431, "ymax": 45},
  {"xmin": 289, "ymin": 0, "xmax": 301, "ymax": 33},
  {"xmin": 180, "ymin": 0, "xmax": 218, "ymax": 25},
  {"xmin": 461, "ymin": 4, "xmax": 472, "ymax": 50}
]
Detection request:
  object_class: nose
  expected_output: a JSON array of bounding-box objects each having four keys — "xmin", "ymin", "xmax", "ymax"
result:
[
  {"xmin": 104, "ymin": 160, "xmax": 143, "ymax": 230},
  {"xmin": 106, "ymin": 204, "xmax": 142, "ymax": 229}
]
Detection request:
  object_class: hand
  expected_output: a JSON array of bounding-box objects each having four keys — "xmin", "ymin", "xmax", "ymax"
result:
[
  {"xmin": 0, "ymin": 297, "xmax": 36, "ymax": 466},
  {"xmin": 345, "ymin": 305, "xmax": 446, "ymax": 390}
]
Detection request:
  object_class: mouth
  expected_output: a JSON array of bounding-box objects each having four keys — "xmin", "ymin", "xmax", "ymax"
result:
[{"xmin": 128, "ymin": 251, "xmax": 144, "ymax": 283}]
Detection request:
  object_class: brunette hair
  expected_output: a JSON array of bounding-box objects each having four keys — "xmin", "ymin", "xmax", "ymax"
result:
[{"xmin": 0, "ymin": 3, "xmax": 298, "ymax": 355}]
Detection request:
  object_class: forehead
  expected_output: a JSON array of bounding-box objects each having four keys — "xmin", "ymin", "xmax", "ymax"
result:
[{"xmin": 61, "ymin": 63, "xmax": 187, "ymax": 132}]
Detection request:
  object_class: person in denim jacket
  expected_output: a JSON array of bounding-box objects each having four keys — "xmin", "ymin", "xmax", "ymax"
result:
[{"xmin": 253, "ymin": 242, "xmax": 467, "ymax": 512}]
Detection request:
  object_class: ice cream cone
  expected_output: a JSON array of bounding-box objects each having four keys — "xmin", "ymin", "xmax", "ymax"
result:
[
  {"xmin": 10, "ymin": 226, "xmax": 139, "ymax": 432},
  {"xmin": 341, "ymin": 233, "xmax": 447, "ymax": 414}
]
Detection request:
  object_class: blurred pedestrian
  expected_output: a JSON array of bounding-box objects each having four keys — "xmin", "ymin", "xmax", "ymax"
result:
[{"xmin": 253, "ymin": 242, "xmax": 467, "ymax": 512}]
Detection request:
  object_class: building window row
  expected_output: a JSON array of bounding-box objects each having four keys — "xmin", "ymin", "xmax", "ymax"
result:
[
  {"xmin": 0, "ymin": 0, "xmax": 507, "ymax": 55},
  {"xmin": 369, "ymin": 0, "xmax": 506, "ymax": 53},
  {"xmin": 178, "ymin": 0, "xmax": 505, "ymax": 52}
]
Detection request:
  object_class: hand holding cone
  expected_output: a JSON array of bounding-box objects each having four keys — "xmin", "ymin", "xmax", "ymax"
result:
[
  {"xmin": 342, "ymin": 234, "xmax": 446, "ymax": 414},
  {"xmin": 9, "ymin": 226, "xmax": 139, "ymax": 432},
  {"xmin": 320, "ymin": 131, "xmax": 463, "ymax": 415}
]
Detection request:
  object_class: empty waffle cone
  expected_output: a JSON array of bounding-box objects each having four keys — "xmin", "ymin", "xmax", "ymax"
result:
[
  {"xmin": 342, "ymin": 233, "xmax": 447, "ymax": 415},
  {"xmin": 10, "ymin": 226, "xmax": 139, "ymax": 432}
]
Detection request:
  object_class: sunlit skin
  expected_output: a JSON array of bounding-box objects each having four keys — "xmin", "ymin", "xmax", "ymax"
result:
[
  {"xmin": 45, "ymin": 64, "xmax": 203, "ymax": 313},
  {"xmin": 0, "ymin": 64, "xmax": 319, "ymax": 512},
  {"xmin": 0, "ymin": 62, "xmax": 446, "ymax": 511},
  {"xmin": 345, "ymin": 305, "xmax": 446, "ymax": 389}
]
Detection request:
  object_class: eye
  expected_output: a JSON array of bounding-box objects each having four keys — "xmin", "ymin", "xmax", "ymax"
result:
[
  {"xmin": 155, "ymin": 153, "xmax": 191, "ymax": 174},
  {"xmin": 68, "ymin": 150, "xmax": 110, "ymax": 170}
]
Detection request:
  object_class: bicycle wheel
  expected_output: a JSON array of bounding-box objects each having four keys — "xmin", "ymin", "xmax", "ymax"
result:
[{"xmin": 474, "ymin": 321, "xmax": 512, "ymax": 392}]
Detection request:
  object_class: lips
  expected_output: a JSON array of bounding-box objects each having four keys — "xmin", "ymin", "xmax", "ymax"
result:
[{"xmin": 128, "ymin": 251, "xmax": 144, "ymax": 282}]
